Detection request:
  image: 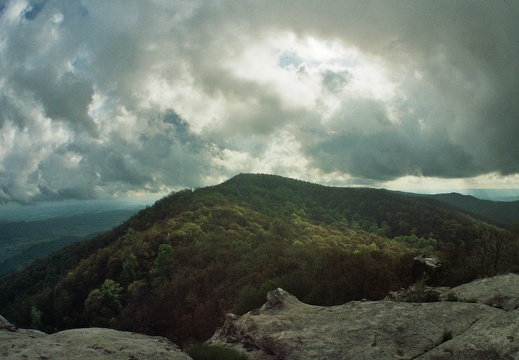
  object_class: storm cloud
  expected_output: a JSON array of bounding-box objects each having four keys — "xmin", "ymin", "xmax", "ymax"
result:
[{"xmin": 1, "ymin": 0, "xmax": 518, "ymax": 204}]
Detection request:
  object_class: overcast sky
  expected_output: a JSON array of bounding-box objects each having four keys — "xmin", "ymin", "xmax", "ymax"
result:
[{"xmin": 1, "ymin": 0, "xmax": 519, "ymax": 205}]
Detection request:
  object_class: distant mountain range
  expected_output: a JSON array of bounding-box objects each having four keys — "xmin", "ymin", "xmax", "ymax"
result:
[
  {"xmin": 0, "ymin": 200, "xmax": 145, "ymax": 222},
  {"xmin": 0, "ymin": 209, "xmax": 139, "ymax": 277},
  {"xmin": 422, "ymin": 193, "xmax": 519, "ymax": 228}
]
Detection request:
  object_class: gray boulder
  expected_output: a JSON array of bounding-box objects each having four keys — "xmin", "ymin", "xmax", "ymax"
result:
[
  {"xmin": 0, "ymin": 326, "xmax": 192, "ymax": 360},
  {"xmin": 0, "ymin": 314, "xmax": 16, "ymax": 332},
  {"xmin": 209, "ymin": 274, "xmax": 519, "ymax": 359},
  {"xmin": 441, "ymin": 273, "xmax": 519, "ymax": 310},
  {"xmin": 412, "ymin": 254, "xmax": 442, "ymax": 283}
]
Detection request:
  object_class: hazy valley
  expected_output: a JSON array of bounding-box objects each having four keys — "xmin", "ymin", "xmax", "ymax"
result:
[{"xmin": 0, "ymin": 207, "xmax": 141, "ymax": 277}]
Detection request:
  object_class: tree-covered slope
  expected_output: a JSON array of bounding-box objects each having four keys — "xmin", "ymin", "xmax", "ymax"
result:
[
  {"xmin": 427, "ymin": 193, "xmax": 519, "ymax": 228},
  {"xmin": 0, "ymin": 174, "xmax": 517, "ymax": 347}
]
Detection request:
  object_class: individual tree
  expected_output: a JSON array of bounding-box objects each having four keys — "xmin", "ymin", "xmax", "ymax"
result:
[
  {"xmin": 120, "ymin": 253, "xmax": 141, "ymax": 287},
  {"xmin": 30, "ymin": 306, "xmax": 43, "ymax": 330},
  {"xmin": 151, "ymin": 244, "xmax": 174, "ymax": 279},
  {"xmin": 84, "ymin": 279, "xmax": 123, "ymax": 327}
]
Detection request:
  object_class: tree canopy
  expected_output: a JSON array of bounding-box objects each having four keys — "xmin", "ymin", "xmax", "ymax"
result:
[{"xmin": 1, "ymin": 173, "xmax": 518, "ymax": 347}]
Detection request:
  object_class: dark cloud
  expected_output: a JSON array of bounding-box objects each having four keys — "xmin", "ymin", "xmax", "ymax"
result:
[
  {"xmin": 306, "ymin": 128, "xmax": 480, "ymax": 181},
  {"xmin": 17, "ymin": 70, "xmax": 97, "ymax": 134},
  {"xmin": 269, "ymin": 1, "xmax": 519, "ymax": 182},
  {"xmin": 1, "ymin": 0, "xmax": 518, "ymax": 204},
  {"xmin": 22, "ymin": 1, "xmax": 45, "ymax": 20},
  {"xmin": 163, "ymin": 110, "xmax": 193, "ymax": 145}
]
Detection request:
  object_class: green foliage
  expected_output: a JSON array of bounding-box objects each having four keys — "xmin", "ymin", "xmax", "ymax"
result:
[
  {"xmin": 151, "ymin": 244, "xmax": 174, "ymax": 279},
  {"xmin": 186, "ymin": 344, "xmax": 248, "ymax": 360},
  {"xmin": 233, "ymin": 280, "xmax": 279, "ymax": 315},
  {"xmin": 393, "ymin": 233, "xmax": 437, "ymax": 252},
  {"xmin": 428, "ymin": 193, "xmax": 519, "ymax": 228},
  {"xmin": 1, "ymin": 173, "xmax": 518, "ymax": 348},
  {"xmin": 120, "ymin": 253, "xmax": 141, "ymax": 286},
  {"xmin": 30, "ymin": 306, "xmax": 43, "ymax": 330},
  {"xmin": 124, "ymin": 227, "xmax": 138, "ymax": 241},
  {"xmin": 233, "ymin": 285, "xmax": 261, "ymax": 316},
  {"xmin": 84, "ymin": 279, "xmax": 123, "ymax": 327}
]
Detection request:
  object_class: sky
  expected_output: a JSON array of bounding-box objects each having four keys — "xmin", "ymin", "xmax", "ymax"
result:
[{"xmin": 1, "ymin": 0, "xmax": 519, "ymax": 206}]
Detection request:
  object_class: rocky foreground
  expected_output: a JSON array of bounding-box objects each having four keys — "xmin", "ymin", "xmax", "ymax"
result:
[
  {"xmin": 0, "ymin": 318, "xmax": 191, "ymax": 360},
  {"xmin": 2, "ymin": 273, "xmax": 519, "ymax": 359},
  {"xmin": 209, "ymin": 273, "xmax": 519, "ymax": 359}
]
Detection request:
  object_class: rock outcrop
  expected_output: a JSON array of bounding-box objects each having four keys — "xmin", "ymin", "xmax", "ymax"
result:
[
  {"xmin": 0, "ymin": 314, "xmax": 17, "ymax": 332},
  {"xmin": 441, "ymin": 272, "xmax": 519, "ymax": 310},
  {"xmin": 0, "ymin": 326, "xmax": 192, "ymax": 359},
  {"xmin": 209, "ymin": 274, "xmax": 519, "ymax": 359},
  {"xmin": 412, "ymin": 254, "xmax": 442, "ymax": 283}
]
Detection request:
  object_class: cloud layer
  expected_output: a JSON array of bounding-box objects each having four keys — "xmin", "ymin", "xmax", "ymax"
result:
[{"xmin": 1, "ymin": 0, "xmax": 518, "ymax": 203}]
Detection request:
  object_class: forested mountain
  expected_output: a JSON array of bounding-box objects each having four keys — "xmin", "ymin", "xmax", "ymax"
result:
[
  {"xmin": 1, "ymin": 173, "xmax": 518, "ymax": 347},
  {"xmin": 425, "ymin": 193, "xmax": 519, "ymax": 228}
]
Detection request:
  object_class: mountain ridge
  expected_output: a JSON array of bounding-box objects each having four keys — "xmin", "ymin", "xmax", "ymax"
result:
[
  {"xmin": 425, "ymin": 192, "xmax": 519, "ymax": 228},
  {"xmin": 0, "ymin": 173, "xmax": 518, "ymax": 347}
]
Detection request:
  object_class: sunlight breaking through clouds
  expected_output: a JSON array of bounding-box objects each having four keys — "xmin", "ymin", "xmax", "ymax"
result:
[{"xmin": 1, "ymin": 0, "xmax": 519, "ymax": 204}]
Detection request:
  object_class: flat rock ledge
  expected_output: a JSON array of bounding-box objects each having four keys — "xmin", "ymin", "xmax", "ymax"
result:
[
  {"xmin": 209, "ymin": 274, "xmax": 519, "ymax": 360},
  {"xmin": 0, "ymin": 327, "xmax": 192, "ymax": 360}
]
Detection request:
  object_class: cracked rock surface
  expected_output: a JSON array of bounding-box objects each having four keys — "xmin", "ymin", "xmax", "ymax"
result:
[
  {"xmin": 0, "ymin": 327, "xmax": 192, "ymax": 359},
  {"xmin": 417, "ymin": 309, "xmax": 519, "ymax": 359},
  {"xmin": 209, "ymin": 274, "xmax": 519, "ymax": 359}
]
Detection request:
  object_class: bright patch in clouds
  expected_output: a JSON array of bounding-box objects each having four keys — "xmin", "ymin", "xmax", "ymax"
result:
[
  {"xmin": 1, "ymin": 1, "xmax": 519, "ymax": 204},
  {"xmin": 227, "ymin": 33, "xmax": 396, "ymax": 114},
  {"xmin": 385, "ymin": 173, "xmax": 519, "ymax": 197}
]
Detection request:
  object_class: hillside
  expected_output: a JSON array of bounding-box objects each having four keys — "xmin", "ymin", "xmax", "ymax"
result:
[
  {"xmin": 0, "ymin": 173, "xmax": 518, "ymax": 347},
  {"xmin": 427, "ymin": 193, "xmax": 519, "ymax": 228}
]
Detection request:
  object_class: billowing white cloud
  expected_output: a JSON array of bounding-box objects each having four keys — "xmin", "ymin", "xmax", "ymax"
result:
[{"xmin": 1, "ymin": 0, "xmax": 518, "ymax": 204}]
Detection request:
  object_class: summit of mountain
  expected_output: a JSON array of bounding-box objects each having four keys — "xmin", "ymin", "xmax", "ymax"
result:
[{"xmin": 0, "ymin": 173, "xmax": 518, "ymax": 347}]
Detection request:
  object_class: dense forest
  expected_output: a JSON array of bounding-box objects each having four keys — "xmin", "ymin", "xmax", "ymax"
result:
[{"xmin": 1, "ymin": 173, "xmax": 518, "ymax": 347}]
